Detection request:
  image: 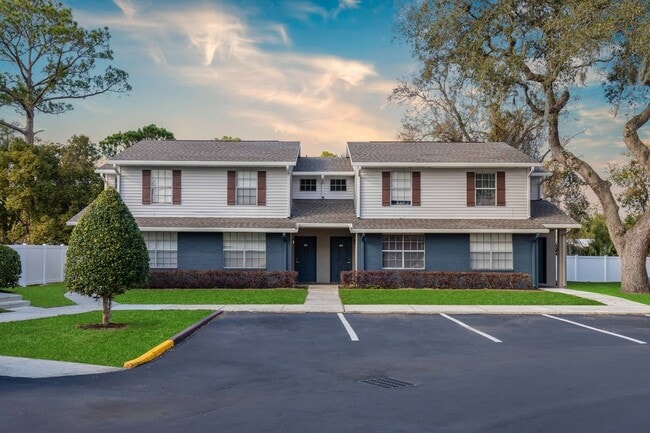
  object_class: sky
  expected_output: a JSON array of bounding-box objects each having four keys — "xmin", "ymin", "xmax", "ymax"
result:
[{"xmin": 7, "ymin": 0, "xmax": 648, "ymax": 168}]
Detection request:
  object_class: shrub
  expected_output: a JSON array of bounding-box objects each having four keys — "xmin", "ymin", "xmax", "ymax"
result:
[
  {"xmin": 148, "ymin": 270, "xmax": 298, "ymax": 289},
  {"xmin": 0, "ymin": 245, "xmax": 21, "ymax": 289},
  {"xmin": 65, "ymin": 188, "xmax": 149, "ymax": 326},
  {"xmin": 340, "ymin": 270, "xmax": 532, "ymax": 290}
]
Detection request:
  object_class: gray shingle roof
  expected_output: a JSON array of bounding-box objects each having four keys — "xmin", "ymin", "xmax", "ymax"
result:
[
  {"xmin": 347, "ymin": 141, "xmax": 538, "ymax": 165},
  {"xmin": 351, "ymin": 218, "xmax": 546, "ymax": 232},
  {"xmin": 291, "ymin": 200, "xmax": 355, "ymax": 223},
  {"xmin": 111, "ymin": 140, "xmax": 300, "ymax": 163},
  {"xmin": 531, "ymin": 200, "xmax": 580, "ymax": 227},
  {"xmin": 135, "ymin": 217, "xmax": 296, "ymax": 230},
  {"xmin": 294, "ymin": 157, "xmax": 353, "ymax": 173}
]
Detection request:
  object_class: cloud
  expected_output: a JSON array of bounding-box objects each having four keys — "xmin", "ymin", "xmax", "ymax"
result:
[
  {"xmin": 75, "ymin": 0, "xmax": 395, "ymax": 152},
  {"xmin": 286, "ymin": 0, "xmax": 361, "ymax": 21}
]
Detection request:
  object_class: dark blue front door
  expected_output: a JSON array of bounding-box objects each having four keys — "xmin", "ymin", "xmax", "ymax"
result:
[
  {"xmin": 330, "ymin": 237, "xmax": 352, "ymax": 283},
  {"xmin": 295, "ymin": 236, "xmax": 317, "ymax": 283}
]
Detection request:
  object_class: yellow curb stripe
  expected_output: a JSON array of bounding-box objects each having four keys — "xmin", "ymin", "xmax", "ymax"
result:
[{"xmin": 123, "ymin": 339, "xmax": 174, "ymax": 369}]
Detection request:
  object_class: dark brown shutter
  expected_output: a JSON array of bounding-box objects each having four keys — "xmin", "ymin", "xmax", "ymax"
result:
[
  {"xmin": 172, "ymin": 170, "xmax": 181, "ymax": 205},
  {"xmin": 382, "ymin": 171, "xmax": 390, "ymax": 206},
  {"xmin": 227, "ymin": 170, "xmax": 236, "ymax": 205},
  {"xmin": 142, "ymin": 170, "xmax": 151, "ymax": 205},
  {"xmin": 496, "ymin": 171, "xmax": 506, "ymax": 206},
  {"xmin": 257, "ymin": 171, "xmax": 266, "ymax": 206},
  {"xmin": 412, "ymin": 171, "xmax": 421, "ymax": 206},
  {"xmin": 466, "ymin": 172, "xmax": 475, "ymax": 207}
]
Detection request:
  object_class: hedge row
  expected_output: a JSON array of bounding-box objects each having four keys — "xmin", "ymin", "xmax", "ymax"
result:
[
  {"xmin": 340, "ymin": 270, "xmax": 533, "ymax": 290},
  {"xmin": 148, "ymin": 270, "xmax": 298, "ymax": 289}
]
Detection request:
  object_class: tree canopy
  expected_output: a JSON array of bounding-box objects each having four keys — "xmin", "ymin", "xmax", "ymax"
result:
[
  {"xmin": 397, "ymin": 0, "xmax": 650, "ymax": 293},
  {"xmin": 99, "ymin": 124, "xmax": 175, "ymax": 157},
  {"xmin": 65, "ymin": 188, "xmax": 149, "ymax": 326},
  {"xmin": 0, "ymin": 0, "xmax": 130, "ymax": 144}
]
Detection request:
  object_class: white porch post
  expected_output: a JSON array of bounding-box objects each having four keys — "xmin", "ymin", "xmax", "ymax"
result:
[{"xmin": 557, "ymin": 229, "xmax": 567, "ymax": 288}]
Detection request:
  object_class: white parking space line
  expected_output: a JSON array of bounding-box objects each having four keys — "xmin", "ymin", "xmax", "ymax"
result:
[
  {"xmin": 542, "ymin": 314, "xmax": 647, "ymax": 345},
  {"xmin": 337, "ymin": 313, "xmax": 359, "ymax": 341},
  {"xmin": 440, "ymin": 314, "xmax": 502, "ymax": 343}
]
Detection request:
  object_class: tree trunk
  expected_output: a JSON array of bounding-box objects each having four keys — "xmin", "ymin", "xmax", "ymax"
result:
[
  {"xmin": 102, "ymin": 296, "xmax": 112, "ymax": 326},
  {"xmin": 620, "ymin": 226, "xmax": 650, "ymax": 294},
  {"xmin": 25, "ymin": 109, "xmax": 35, "ymax": 145}
]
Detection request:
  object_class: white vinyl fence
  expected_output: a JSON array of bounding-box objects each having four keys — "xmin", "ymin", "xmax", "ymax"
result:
[
  {"xmin": 566, "ymin": 255, "xmax": 650, "ymax": 283},
  {"xmin": 7, "ymin": 244, "xmax": 67, "ymax": 287}
]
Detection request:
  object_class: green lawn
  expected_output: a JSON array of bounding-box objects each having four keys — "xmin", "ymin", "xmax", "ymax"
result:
[
  {"xmin": 115, "ymin": 288, "xmax": 307, "ymax": 304},
  {"xmin": 7, "ymin": 282, "xmax": 75, "ymax": 307},
  {"xmin": 568, "ymin": 282, "xmax": 650, "ymax": 305},
  {"xmin": 339, "ymin": 289, "xmax": 602, "ymax": 305},
  {"xmin": 0, "ymin": 310, "xmax": 212, "ymax": 367}
]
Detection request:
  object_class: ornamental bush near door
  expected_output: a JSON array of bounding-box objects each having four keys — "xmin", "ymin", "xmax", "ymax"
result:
[
  {"xmin": 0, "ymin": 245, "xmax": 21, "ymax": 289},
  {"xmin": 148, "ymin": 270, "xmax": 298, "ymax": 289},
  {"xmin": 341, "ymin": 270, "xmax": 532, "ymax": 289}
]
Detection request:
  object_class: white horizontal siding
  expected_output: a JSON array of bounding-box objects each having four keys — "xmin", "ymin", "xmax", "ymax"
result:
[
  {"xmin": 120, "ymin": 166, "xmax": 289, "ymax": 218},
  {"xmin": 359, "ymin": 168, "xmax": 529, "ymax": 219},
  {"xmin": 292, "ymin": 175, "xmax": 354, "ymax": 200}
]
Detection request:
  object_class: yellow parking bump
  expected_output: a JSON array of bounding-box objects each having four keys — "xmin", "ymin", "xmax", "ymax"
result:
[{"xmin": 123, "ymin": 339, "xmax": 174, "ymax": 368}]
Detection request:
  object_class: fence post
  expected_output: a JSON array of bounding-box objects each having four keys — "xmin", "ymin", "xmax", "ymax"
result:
[
  {"xmin": 60, "ymin": 244, "xmax": 65, "ymax": 282},
  {"xmin": 603, "ymin": 255, "xmax": 608, "ymax": 282},
  {"xmin": 574, "ymin": 255, "xmax": 578, "ymax": 281},
  {"xmin": 42, "ymin": 244, "xmax": 48, "ymax": 285},
  {"xmin": 21, "ymin": 243, "xmax": 28, "ymax": 287}
]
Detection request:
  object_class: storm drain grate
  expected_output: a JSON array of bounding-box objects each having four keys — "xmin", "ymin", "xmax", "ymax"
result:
[{"xmin": 360, "ymin": 377, "xmax": 415, "ymax": 389}]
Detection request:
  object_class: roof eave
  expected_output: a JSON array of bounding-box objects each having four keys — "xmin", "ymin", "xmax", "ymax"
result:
[
  {"xmin": 292, "ymin": 171, "xmax": 355, "ymax": 176},
  {"xmin": 541, "ymin": 223, "xmax": 582, "ymax": 229},
  {"xmin": 352, "ymin": 162, "xmax": 541, "ymax": 168},
  {"xmin": 351, "ymin": 228, "xmax": 549, "ymax": 234},
  {"xmin": 138, "ymin": 226, "xmax": 298, "ymax": 233},
  {"xmin": 109, "ymin": 160, "xmax": 297, "ymax": 167}
]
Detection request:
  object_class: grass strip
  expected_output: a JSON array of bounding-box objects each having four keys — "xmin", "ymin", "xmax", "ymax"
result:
[
  {"xmin": 0, "ymin": 310, "xmax": 211, "ymax": 367},
  {"xmin": 116, "ymin": 288, "xmax": 307, "ymax": 305},
  {"xmin": 339, "ymin": 289, "xmax": 602, "ymax": 305},
  {"xmin": 567, "ymin": 282, "xmax": 650, "ymax": 305},
  {"xmin": 7, "ymin": 283, "xmax": 74, "ymax": 308}
]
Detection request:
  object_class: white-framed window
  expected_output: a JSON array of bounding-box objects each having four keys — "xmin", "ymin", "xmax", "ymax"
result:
[
  {"xmin": 470, "ymin": 233, "xmax": 513, "ymax": 270},
  {"xmin": 224, "ymin": 232, "xmax": 266, "ymax": 269},
  {"xmin": 382, "ymin": 234, "xmax": 425, "ymax": 269},
  {"xmin": 237, "ymin": 171, "xmax": 257, "ymax": 205},
  {"xmin": 475, "ymin": 173, "xmax": 496, "ymax": 206},
  {"xmin": 142, "ymin": 232, "xmax": 177, "ymax": 268},
  {"xmin": 300, "ymin": 178, "xmax": 317, "ymax": 191},
  {"xmin": 391, "ymin": 171, "xmax": 412, "ymax": 205},
  {"xmin": 151, "ymin": 169, "xmax": 172, "ymax": 204},
  {"xmin": 330, "ymin": 179, "xmax": 347, "ymax": 191}
]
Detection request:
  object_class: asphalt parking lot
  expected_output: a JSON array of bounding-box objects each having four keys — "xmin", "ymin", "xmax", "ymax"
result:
[{"xmin": 2, "ymin": 313, "xmax": 650, "ymax": 433}]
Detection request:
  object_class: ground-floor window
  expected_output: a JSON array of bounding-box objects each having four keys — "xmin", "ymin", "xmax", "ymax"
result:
[
  {"xmin": 382, "ymin": 234, "xmax": 425, "ymax": 269},
  {"xmin": 142, "ymin": 232, "xmax": 177, "ymax": 268},
  {"xmin": 224, "ymin": 232, "xmax": 266, "ymax": 268},
  {"xmin": 470, "ymin": 233, "xmax": 513, "ymax": 270}
]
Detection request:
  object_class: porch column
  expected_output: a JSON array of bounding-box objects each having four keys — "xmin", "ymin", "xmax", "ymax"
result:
[{"xmin": 557, "ymin": 229, "xmax": 567, "ymax": 288}]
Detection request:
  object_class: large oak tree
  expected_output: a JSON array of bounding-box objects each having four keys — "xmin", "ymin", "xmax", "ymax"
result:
[
  {"xmin": 397, "ymin": 0, "xmax": 649, "ymax": 293},
  {"xmin": 0, "ymin": 0, "xmax": 130, "ymax": 143}
]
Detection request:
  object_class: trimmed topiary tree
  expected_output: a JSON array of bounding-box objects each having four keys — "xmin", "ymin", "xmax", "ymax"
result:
[
  {"xmin": 65, "ymin": 188, "xmax": 149, "ymax": 326},
  {"xmin": 0, "ymin": 245, "xmax": 21, "ymax": 289}
]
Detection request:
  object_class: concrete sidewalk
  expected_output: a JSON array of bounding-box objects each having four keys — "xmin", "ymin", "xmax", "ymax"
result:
[{"xmin": 2, "ymin": 285, "xmax": 650, "ymax": 379}]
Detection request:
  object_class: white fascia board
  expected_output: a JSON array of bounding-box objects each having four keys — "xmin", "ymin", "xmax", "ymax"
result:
[
  {"xmin": 292, "ymin": 171, "xmax": 355, "ymax": 176},
  {"xmin": 296, "ymin": 223, "xmax": 353, "ymax": 230},
  {"xmin": 353, "ymin": 162, "xmax": 541, "ymax": 168},
  {"xmin": 542, "ymin": 223, "xmax": 582, "ymax": 229},
  {"xmin": 94, "ymin": 168, "xmax": 117, "ymax": 174},
  {"xmin": 138, "ymin": 226, "xmax": 299, "ymax": 233},
  {"xmin": 530, "ymin": 172, "xmax": 552, "ymax": 177},
  {"xmin": 350, "ymin": 228, "xmax": 549, "ymax": 234},
  {"xmin": 110, "ymin": 160, "xmax": 295, "ymax": 167}
]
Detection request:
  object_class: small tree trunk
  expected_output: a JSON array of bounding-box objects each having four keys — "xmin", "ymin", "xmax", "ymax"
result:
[
  {"xmin": 620, "ymin": 242, "xmax": 650, "ymax": 294},
  {"xmin": 25, "ymin": 109, "xmax": 35, "ymax": 145},
  {"xmin": 102, "ymin": 296, "xmax": 112, "ymax": 326}
]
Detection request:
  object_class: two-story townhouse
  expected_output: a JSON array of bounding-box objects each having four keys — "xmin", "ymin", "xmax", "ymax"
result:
[{"xmin": 72, "ymin": 140, "xmax": 579, "ymax": 287}]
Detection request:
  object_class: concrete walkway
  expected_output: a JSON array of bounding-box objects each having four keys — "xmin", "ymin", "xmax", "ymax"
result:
[{"xmin": 2, "ymin": 286, "xmax": 650, "ymax": 379}]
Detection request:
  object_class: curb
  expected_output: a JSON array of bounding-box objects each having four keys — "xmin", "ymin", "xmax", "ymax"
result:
[{"xmin": 123, "ymin": 310, "xmax": 223, "ymax": 369}]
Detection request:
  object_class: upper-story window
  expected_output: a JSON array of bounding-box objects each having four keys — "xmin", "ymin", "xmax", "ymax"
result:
[
  {"xmin": 475, "ymin": 173, "xmax": 496, "ymax": 206},
  {"xmin": 300, "ymin": 178, "xmax": 317, "ymax": 192},
  {"xmin": 237, "ymin": 170, "xmax": 257, "ymax": 205},
  {"xmin": 391, "ymin": 171, "xmax": 411, "ymax": 205},
  {"xmin": 151, "ymin": 169, "xmax": 172, "ymax": 204},
  {"xmin": 330, "ymin": 179, "xmax": 347, "ymax": 191}
]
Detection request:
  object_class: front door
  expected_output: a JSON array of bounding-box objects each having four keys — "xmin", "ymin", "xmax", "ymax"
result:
[
  {"xmin": 537, "ymin": 237, "xmax": 547, "ymax": 285},
  {"xmin": 330, "ymin": 237, "xmax": 352, "ymax": 283},
  {"xmin": 294, "ymin": 236, "xmax": 317, "ymax": 283}
]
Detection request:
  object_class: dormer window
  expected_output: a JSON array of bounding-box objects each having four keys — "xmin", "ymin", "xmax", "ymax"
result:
[
  {"xmin": 330, "ymin": 179, "xmax": 347, "ymax": 191},
  {"xmin": 300, "ymin": 178, "xmax": 317, "ymax": 192}
]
